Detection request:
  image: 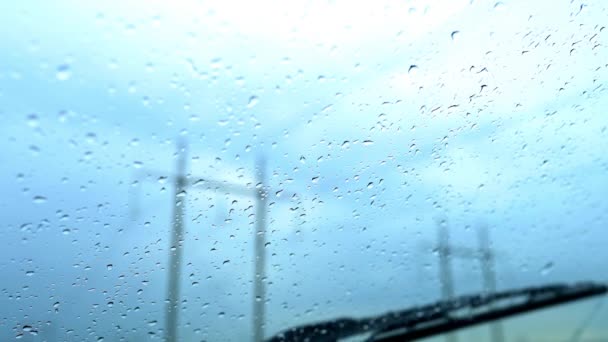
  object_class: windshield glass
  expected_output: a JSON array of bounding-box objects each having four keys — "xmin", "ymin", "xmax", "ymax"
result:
[
  {"xmin": 422, "ymin": 299, "xmax": 605, "ymax": 342},
  {"xmin": 1, "ymin": 0, "xmax": 607, "ymax": 341}
]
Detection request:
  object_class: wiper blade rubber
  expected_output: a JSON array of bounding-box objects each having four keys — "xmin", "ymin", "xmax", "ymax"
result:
[{"xmin": 266, "ymin": 282, "xmax": 607, "ymax": 342}]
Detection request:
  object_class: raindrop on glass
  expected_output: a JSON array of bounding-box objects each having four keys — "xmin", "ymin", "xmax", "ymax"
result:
[
  {"xmin": 58, "ymin": 110, "xmax": 68, "ymax": 122},
  {"xmin": 247, "ymin": 96, "xmax": 259, "ymax": 108},
  {"xmin": 26, "ymin": 114, "xmax": 39, "ymax": 128},
  {"xmin": 56, "ymin": 64, "xmax": 71, "ymax": 81},
  {"xmin": 540, "ymin": 262, "xmax": 554, "ymax": 276},
  {"xmin": 32, "ymin": 196, "xmax": 47, "ymax": 204},
  {"xmin": 494, "ymin": 2, "xmax": 506, "ymax": 10}
]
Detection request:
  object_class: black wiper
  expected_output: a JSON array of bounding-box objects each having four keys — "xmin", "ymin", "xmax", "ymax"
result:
[{"xmin": 266, "ymin": 282, "xmax": 607, "ymax": 342}]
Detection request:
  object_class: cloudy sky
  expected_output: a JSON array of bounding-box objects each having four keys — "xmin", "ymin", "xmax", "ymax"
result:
[{"xmin": 1, "ymin": 0, "xmax": 607, "ymax": 341}]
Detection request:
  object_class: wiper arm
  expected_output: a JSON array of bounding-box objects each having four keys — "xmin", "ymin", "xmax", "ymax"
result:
[
  {"xmin": 370, "ymin": 282, "xmax": 607, "ymax": 341},
  {"xmin": 266, "ymin": 282, "xmax": 607, "ymax": 342}
]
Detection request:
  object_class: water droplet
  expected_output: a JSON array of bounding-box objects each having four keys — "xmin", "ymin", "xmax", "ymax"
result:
[
  {"xmin": 450, "ymin": 30, "xmax": 460, "ymax": 41},
  {"xmin": 494, "ymin": 2, "xmax": 506, "ymax": 10},
  {"xmin": 217, "ymin": 119, "xmax": 229, "ymax": 126},
  {"xmin": 22, "ymin": 325, "xmax": 33, "ymax": 332},
  {"xmin": 25, "ymin": 270, "xmax": 35, "ymax": 276},
  {"xmin": 133, "ymin": 161, "xmax": 143, "ymax": 169},
  {"xmin": 106, "ymin": 264, "xmax": 113, "ymax": 271},
  {"xmin": 247, "ymin": 96, "xmax": 259, "ymax": 108},
  {"xmin": 540, "ymin": 262, "xmax": 554, "ymax": 276},
  {"xmin": 147, "ymin": 320, "xmax": 157, "ymax": 327},
  {"xmin": 408, "ymin": 65, "xmax": 419, "ymax": 74},
  {"xmin": 362, "ymin": 140, "xmax": 374, "ymax": 146},
  {"xmin": 58, "ymin": 110, "xmax": 68, "ymax": 122},
  {"xmin": 29, "ymin": 145, "xmax": 40, "ymax": 155},
  {"xmin": 26, "ymin": 114, "xmax": 39, "ymax": 128},
  {"xmin": 222, "ymin": 260, "xmax": 230, "ymax": 265},
  {"xmin": 32, "ymin": 196, "xmax": 47, "ymax": 204},
  {"xmin": 210, "ymin": 58, "xmax": 222, "ymax": 69},
  {"xmin": 56, "ymin": 64, "xmax": 71, "ymax": 81},
  {"xmin": 85, "ymin": 132, "xmax": 97, "ymax": 144}
]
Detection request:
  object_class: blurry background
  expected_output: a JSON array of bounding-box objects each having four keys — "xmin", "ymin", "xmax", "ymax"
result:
[{"xmin": 0, "ymin": 0, "xmax": 607, "ymax": 341}]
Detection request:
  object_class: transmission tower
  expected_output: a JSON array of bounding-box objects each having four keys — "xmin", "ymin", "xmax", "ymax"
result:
[
  {"xmin": 433, "ymin": 220, "xmax": 505, "ymax": 342},
  {"xmin": 132, "ymin": 140, "xmax": 296, "ymax": 342}
]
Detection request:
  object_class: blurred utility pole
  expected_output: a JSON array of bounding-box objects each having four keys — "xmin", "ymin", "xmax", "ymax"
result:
[
  {"xmin": 568, "ymin": 298, "xmax": 604, "ymax": 342},
  {"xmin": 133, "ymin": 140, "xmax": 294, "ymax": 342},
  {"xmin": 436, "ymin": 220, "xmax": 457, "ymax": 342},
  {"xmin": 165, "ymin": 140, "xmax": 187, "ymax": 342},
  {"xmin": 478, "ymin": 224, "xmax": 504, "ymax": 342},
  {"xmin": 433, "ymin": 220, "xmax": 504, "ymax": 342},
  {"xmin": 253, "ymin": 158, "xmax": 268, "ymax": 342}
]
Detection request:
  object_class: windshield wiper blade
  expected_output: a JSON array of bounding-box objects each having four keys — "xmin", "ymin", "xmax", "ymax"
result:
[
  {"xmin": 266, "ymin": 282, "xmax": 607, "ymax": 342},
  {"xmin": 370, "ymin": 282, "xmax": 607, "ymax": 341}
]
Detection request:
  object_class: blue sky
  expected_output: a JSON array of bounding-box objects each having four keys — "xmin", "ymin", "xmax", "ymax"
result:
[{"xmin": 1, "ymin": 0, "xmax": 607, "ymax": 341}]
